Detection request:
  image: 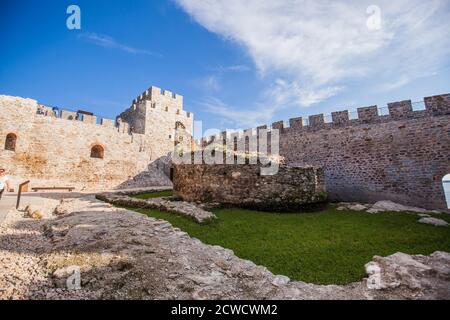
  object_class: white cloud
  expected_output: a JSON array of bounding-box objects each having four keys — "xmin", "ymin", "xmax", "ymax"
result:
[
  {"xmin": 209, "ymin": 64, "xmax": 251, "ymax": 73},
  {"xmin": 203, "ymin": 75, "xmax": 221, "ymax": 91},
  {"xmin": 200, "ymin": 97, "xmax": 277, "ymax": 128},
  {"xmin": 176, "ymin": 0, "xmax": 450, "ymax": 118},
  {"xmin": 265, "ymin": 79, "xmax": 343, "ymax": 107},
  {"xmin": 78, "ymin": 33, "xmax": 162, "ymax": 57},
  {"xmin": 191, "ymin": 75, "xmax": 222, "ymax": 92}
]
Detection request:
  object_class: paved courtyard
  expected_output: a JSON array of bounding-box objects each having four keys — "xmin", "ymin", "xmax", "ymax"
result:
[
  {"xmin": 0, "ymin": 193, "xmax": 16, "ymax": 223},
  {"xmin": 0, "ymin": 192, "xmax": 72, "ymax": 223}
]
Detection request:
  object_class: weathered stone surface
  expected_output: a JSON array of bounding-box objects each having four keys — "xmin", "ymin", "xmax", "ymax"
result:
[
  {"xmin": 2, "ymin": 90, "xmax": 450, "ymax": 210},
  {"xmin": 418, "ymin": 217, "xmax": 449, "ymax": 227},
  {"xmin": 24, "ymin": 205, "xmax": 49, "ymax": 220},
  {"xmin": 198, "ymin": 93, "xmax": 450, "ymax": 210},
  {"xmin": 0, "ymin": 88, "xmax": 191, "ymax": 191},
  {"xmin": 173, "ymin": 164, "xmax": 327, "ymax": 212},
  {"xmin": 2, "ymin": 91, "xmax": 449, "ymax": 210},
  {"xmin": 369, "ymin": 201, "xmax": 430, "ymax": 213},
  {"xmin": 272, "ymin": 275, "xmax": 290, "ymax": 287},
  {"xmin": 53, "ymin": 199, "xmax": 75, "ymax": 216},
  {"xmin": 364, "ymin": 252, "xmax": 450, "ymax": 299},
  {"xmin": 278, "ymin": 94, "xmax": 449, "ymax": 210},
  {"xmin": 337, "ymin": 203, "xmax": 369, "ymax": 211},
  {"xmin": 97, "ymin": 192, "xmax": 216, "ymax": 224},
  {"xmin": 1, "ymin": 196, "xmax": 449, "ymax": 300},
  {"xmin": 52, "ymin": 266, "xmax": 82, "ymax": 290},
  {"xmin": 338, "ymin": 201, "xmax": 445, "ymax": 215}
]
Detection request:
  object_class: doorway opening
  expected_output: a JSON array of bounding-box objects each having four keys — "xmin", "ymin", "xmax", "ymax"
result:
[{"xmin": 443, "ymin": 174, "xmax": 450, "ymax": 209}]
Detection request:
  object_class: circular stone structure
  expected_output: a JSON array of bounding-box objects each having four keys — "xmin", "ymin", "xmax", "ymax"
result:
[{"xmin": 173, "ymin": 164, "xmax": 327, "ymax": 212}]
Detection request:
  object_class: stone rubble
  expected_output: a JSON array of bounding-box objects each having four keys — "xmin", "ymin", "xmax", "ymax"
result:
[
  {"xmin": 337, "ymin": 203, "xmax": 368, "ymax": 211},
  {"xmin": 338, "ymin": 200, "xmax": 445, "ymax": 214},
  {"xmin": 337, "ymin": 200, "xmax": 449, "ymax": 227},
  {"xmin": 418, "ymin": 217, "xmax": 449, "ymax": 227},
  {"xmin": 96, "ymin": 192, "xmax": 216, "ymax": 224},
  {"xmin": 368, "ymin": 201, "xmax": 444, "ymax": 214}
]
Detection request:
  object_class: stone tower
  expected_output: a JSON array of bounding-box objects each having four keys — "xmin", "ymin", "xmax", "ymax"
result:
[{"xmin": 119, "ymin": 86, "xmax": 194, "ymax": 161}]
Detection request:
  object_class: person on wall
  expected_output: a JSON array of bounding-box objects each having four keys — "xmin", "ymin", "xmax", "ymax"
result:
[{"xmin": 0, "ymin": 168, "xmax": 11, "ymax": 201}]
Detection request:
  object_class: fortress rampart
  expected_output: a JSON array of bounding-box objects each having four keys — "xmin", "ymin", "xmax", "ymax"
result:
[
  {"xmin": 1, "ymin": 86, "xmax": 448, "ymax": 210},
  {"xmin": 0, "ymin": 86, "xmax": 194, "ymax": 190},
  {"xmin": 201, "ymin": 94, "xmax": 450, "ymax": 210}
]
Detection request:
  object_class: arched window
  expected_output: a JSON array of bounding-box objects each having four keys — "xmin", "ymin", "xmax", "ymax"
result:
[
  {"xmin": 4, "ymin": 133, "xmax": 17, "ymax": 151},
  {"xmin": 174, "ymin": 122, "xmax": 187, "ymax": 147},
  {"xmin": 443, "ymin": 174, "xmax": 450, "ymax": 209},
  {"xmin": 175, "ymin": 121, "xmax": 186, "ymax": 130},
  {"xmin": 90, "ymin": 145, "xmax": 104, "ymax": 159}
]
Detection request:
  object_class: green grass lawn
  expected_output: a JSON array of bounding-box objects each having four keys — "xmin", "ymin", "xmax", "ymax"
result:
[
  {"xmin": 133, "ymin": 190, "xmax": 173, "ymax": 199},
  {"xmin": 128, "ymin": 204, "xmax": 450, "ymax": 285}
]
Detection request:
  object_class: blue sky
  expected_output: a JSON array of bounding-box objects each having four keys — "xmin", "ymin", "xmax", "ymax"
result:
[{"xmin": 1, "ymin": 0, "xmax": 450, "ymax": 134}]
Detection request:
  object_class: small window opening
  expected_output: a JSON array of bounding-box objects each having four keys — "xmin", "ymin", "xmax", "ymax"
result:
[
  {"xmin": 4, "ymin": 133, "xmax": 17, "ymax": 151},
  {"xmin": 90, "ymin": 145, "xmax": 104, "ymax": 159}
]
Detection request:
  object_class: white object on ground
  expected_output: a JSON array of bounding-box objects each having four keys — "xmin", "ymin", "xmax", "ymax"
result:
[{"xmin": 418, "ymin": 217, "xmax": 449, "ymax": 227}]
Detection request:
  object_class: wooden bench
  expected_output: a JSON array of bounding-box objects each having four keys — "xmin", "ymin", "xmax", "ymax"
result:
[{"xmin": 32, "ymin": 187, "xmax": 75, "ymax": 192}]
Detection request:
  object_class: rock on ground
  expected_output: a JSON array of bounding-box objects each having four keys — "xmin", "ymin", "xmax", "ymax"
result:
[
  {"xmin": 364, "ymin": 252, "xmax": 450, "ymax": 298},
  {"xmin": 96, "ymin": 192, "xmax": 217, "ymax": 224},
  {"xmin": 337, "ymin": 203, "xmax": 369, "ymax": 211},
  {"xmin": 369, "ymin": 201, "xmax": 430, "ymax": 214},
  {"xmin": 418, "ymin": 217, "xmax": 449, "ymax": 227},
  {"xmin": 338, "ymin": 200, "xmax": 447, "ymax": 216},
  {"xmin": 1, "ymin": 196, "xmax": 449, "ymax": 300}
]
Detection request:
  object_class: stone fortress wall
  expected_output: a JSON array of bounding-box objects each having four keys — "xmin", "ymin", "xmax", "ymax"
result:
[
  {"xmin": 0, "ymin": 86, "xmax": 194, "ymax": 190},
  {"xmin": 201, "ymin": 94, "xmax": 450, "ymax": 210},
  {"xmin": 1, "ymin": 84, "xmax": 449, "ymax": 210}
]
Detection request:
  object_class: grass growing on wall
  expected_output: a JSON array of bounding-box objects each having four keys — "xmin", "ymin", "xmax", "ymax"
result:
[{"xmin": 128, "ymin": 205, "xmax": 450, "ymax": 285}]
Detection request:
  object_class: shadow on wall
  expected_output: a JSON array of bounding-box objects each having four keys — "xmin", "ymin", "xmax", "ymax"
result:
[
  {"xmin": 443, "ymin": 174, "xmax": 450, "ymax": 209},
  {"xmin": 115, "ymin": 155, "xmax": 173, "ymax": 190}
]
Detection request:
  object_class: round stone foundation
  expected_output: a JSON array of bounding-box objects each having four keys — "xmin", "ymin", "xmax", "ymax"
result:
[{"xmin": 173, "ymin": 164, "xmax": 327, "ymax": 212}]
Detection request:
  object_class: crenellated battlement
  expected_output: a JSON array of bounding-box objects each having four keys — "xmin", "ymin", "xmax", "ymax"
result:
[
  {"xmin": 36, "ymin": 104, "xmax": 130, "ymax": 133},
  {"xmin": 30, "ymin": 84, "xmax": 193, "ymax": 139},
  {"xmin": 2, "ymin": 90, "xmax": 447, "ymax": 210},
  {"xmin": 131, "ymin": 86, "xmax": 184, "ymax": 111},
  {"xmin": 201, "ymin": 93, "xmax": 450, "ymax": 143},
  {"xmin": 195, "ymin": 92, "xmax": 450, "ymax": 211}
]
